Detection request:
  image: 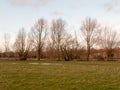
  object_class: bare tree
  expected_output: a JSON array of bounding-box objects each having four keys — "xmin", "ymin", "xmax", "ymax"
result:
[
  {"xmin": 60, "ymin": 34, "xmax": 75, "ymax": 61},
  {"xmin": 50, "ymin": 18, "xmax": 66, "ymax": 60},
  {"xmin": 3, "ymin": 33, "xmax": 10, "ymax": 52},
  {"xmin": 80, "ymin": 17, "xmax": 100, "ymax": 61},
  {"xmin": 14, "ymin": 28, "xmax": 32, "ymax": 60},
  {"xmin": 100, "ymin": 27, "xmax": 120, "ymax": 60},
  {"xmin": 46, "ymin": 39, "xmax": 56, "ymax": 60},
  {"xmin": 31, "ymin": 18, "xmax": 47, "ymax": 60},
  {"xmin": 73, "ymin": 31, "xmax": 84, "ymax": 60},
  {"xmin": 3, "ymin": 33, "xmax": 10, "ymax": 58}
]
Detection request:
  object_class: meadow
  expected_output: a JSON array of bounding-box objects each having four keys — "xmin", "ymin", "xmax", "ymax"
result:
[{"xmin": 0, "ymin": 60, "xmax": 120, "ymax": 90}]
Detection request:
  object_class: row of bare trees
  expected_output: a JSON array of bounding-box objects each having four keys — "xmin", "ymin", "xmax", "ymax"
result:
[{"xmin": 2, "ymin": 17, "xmax": 120, "ymax": 61}]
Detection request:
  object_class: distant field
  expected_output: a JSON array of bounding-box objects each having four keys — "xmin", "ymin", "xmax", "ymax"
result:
[{"xmin": 1, "ymin": 60, "xmax": 120, "ymax": 90}]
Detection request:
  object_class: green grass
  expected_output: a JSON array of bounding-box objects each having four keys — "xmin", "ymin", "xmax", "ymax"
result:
[{"xmin": 1, "ymin": 60, "xmax": 120, "ymax": 90}]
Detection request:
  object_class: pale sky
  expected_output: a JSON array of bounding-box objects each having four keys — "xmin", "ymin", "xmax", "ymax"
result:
[{"xmin": 1, "ymin": 0, "xmax": 120, "ymax": 42}]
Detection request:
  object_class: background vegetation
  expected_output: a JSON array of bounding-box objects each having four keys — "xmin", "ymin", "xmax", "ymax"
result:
[{"xmin": 1, "ymin": 17, "xmax": 120, "ymax": 61}]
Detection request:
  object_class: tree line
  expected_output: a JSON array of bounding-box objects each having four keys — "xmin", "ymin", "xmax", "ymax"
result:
[{"xmin": 1, "ymin": 17, "xmax": 120, "ymax": 61}]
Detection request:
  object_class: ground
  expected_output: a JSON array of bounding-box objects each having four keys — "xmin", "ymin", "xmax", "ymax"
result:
[{"xmin": 0, "ymin": 60, "xmax": 120, "ymax": 90}]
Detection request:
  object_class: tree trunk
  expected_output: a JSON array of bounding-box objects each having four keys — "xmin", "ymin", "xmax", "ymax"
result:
[
  {"xmin": 38, "ymin": 49, "xmax": 41, "ymax": 60},
  {"xmin": 57, "ymin": 47, "xmax": 60, "ymax": 60},
  {"xmin": 87, "ymin": 47, "xmax": 90, "ymax": 61}
]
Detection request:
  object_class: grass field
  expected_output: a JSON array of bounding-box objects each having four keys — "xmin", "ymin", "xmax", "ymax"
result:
[{"xmin": 1, "ymin": 60, "xmax": 120, "ymax": 90}]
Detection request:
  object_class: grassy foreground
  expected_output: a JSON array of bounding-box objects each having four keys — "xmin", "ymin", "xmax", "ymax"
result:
[{"xmin": 0, "ymin": 60, "xmax": 120, "ymax": 90}]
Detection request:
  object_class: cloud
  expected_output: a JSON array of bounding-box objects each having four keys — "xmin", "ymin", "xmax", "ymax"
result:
[
  {"xmin": 104, "ymin": 0, "xmax": 120, "ymax": 12},
  {"xmin": 9, "ymin": 0, "xmax": 53, "ymax": 7},
  {"xmin": 50, "ymin": 11, "xmax": 63, "ymax": 17}
]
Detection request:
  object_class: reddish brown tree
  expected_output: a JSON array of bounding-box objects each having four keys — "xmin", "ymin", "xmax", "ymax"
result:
[
  {"xmin": 80, "ymin": 17, "xmax": 100, "ymax": 61},
  {"xmin": 14, "ymin": 28, "xmax": 32, "ymax": 60},
  {"xmin": 31, "ymin": 18, "xmax": 47, "ymax": 60},
  {"xmin": 100, "ymin": 27, "xmax": 120, "ymax": 60},
  {"xmin": 50, "ymin": 18, "xmax": 66, "ymax": 60}
]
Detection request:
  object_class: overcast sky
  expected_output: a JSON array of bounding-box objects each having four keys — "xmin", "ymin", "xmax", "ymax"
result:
[{"xmin": 0, "ymin": 0, "xmax": 120, "ymax": 41}]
